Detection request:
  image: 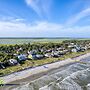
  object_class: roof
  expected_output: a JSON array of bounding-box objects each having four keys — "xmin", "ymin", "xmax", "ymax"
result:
[{"xmin": 18, "ymin": 54, "xmax": 27, "ymax": 61}]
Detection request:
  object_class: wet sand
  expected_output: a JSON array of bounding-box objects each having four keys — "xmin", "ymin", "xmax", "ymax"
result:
[
  {"xmin": 0, "ymin": 53, "xmax": 90, "ymax": 90},
  {"xmin": 1, "ymin": 62, "xmax": 77, "ymax": 90}
]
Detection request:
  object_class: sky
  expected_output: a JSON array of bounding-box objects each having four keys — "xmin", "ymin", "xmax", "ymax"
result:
[{"xmin": 0, "ymin": 0, "xmax": 90, "ymax": 38}]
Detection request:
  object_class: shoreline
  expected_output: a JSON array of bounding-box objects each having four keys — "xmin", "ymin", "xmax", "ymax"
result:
[
  {"xmin": 0, "ymin": 62, "xmax": 76, "ymax": 90},
  {"xmin": 0, "ymin": 52, "xmax": 90, "ymax": 84}
]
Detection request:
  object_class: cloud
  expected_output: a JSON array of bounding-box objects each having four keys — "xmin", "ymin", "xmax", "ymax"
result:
[
  {"xmin": 0, "ymin": 17, "xmax": 25, "ymax": 22},
  {"xmin": 25, "ymin": 0, "xmax": 52, "ymax": 18},
  {"xmin": 0, "ymin": 18, "xmax": 90, "ymax": 37},
  {"xmin": 0, "ymin": 18, "xmax": 63, "ymax": 37},
  {"xmin": 66, "ymin": 8, "xmax": 90, "ymax": 26}
]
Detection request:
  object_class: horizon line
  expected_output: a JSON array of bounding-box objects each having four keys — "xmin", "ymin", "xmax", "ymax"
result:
[{"xmin": 0, "ymin": 37, "xmax": 90, "ymax": 39}]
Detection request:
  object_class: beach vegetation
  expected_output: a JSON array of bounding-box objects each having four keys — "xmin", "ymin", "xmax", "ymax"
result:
[{"xmin": 0, "ymin": 40, "xmax": 90, "ymax": 76}]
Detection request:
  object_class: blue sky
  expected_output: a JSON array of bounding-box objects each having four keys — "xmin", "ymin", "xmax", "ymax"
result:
[{"xmin": 0, "ymin": 0, "xmax": 90, "ymax": 38}]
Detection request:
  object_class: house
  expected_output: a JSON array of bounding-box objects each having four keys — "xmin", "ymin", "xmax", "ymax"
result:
[
  {"xmin": 18, "ymin": 54, "xmax": 27, "ymax": 61},
  {"xmin": 13, "ymin": 53, "xmax": 18, "ymax": 56},
  {"xmin": 40, "ymin": 49, "xmax": 44, "ymax": 52},
  {"xmin": 28, "ymin": 54, "xmax": 37, "ymax": 60},
  {"xmin": 36, "ymin": 54, "xmax": 44, "ymax": 59},
  {"xmin": 68, "ymin": 44, "xmax": 74, "ymax": 48},
  {"xmin": 44, "ymin": 53, "xmax": 52, "ymax": 58},
  {"xmin": 7, "ymin": 59, "xmax": 18, "ymax": 66},
  {"xmin": 0, "ymin": 62, "xmax": 5, "ymax": 69},
  {"xmin": 51, "ymin": 52, "xmax": 60, "ymax": 57},
  {"xmin": 58, "ymin": 51, "xmax": 66, "ymax": 55},
  {"xmin": 28, "ymin": 50, "xmax": 37, "ymax": 55},
  {"xmin": 16, "ymin": 48, "xmax": 23, "ymax": 54},
  {"xmin": 82, "ymin": 46, "xmax": 87, "ymax": 50},
  {"xmin": 28, "ymin": 54, "xmax": 44, "ymax": 60},
  {"xmin": 45, "ymin": 49, "xmax": 52, "ymax": 53},
  {"xmin": 75, "ymin": 46, "xmax": 81, "ymax": 51},
  {"xmin": 57, "ymin": 47, "xmax": 64, "ymax": 51},
  {"xmin": 62, "ymin": 50, "xmax": 69, "ymax": 54},
  {"xmin": 71, "ymin": 48, "xmax": 77, "ymax": 53},
  {"xmin": 51, "ymin": 51, "xmax": 60, "ymax": 57}
]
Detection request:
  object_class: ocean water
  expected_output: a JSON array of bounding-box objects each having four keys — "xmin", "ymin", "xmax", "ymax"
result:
[
  {"xmin": 10, "ymin": 56, "xmax": 90, "ymax": 90},
  {"xmin": 0, "ymin": 39, "xmax": 65, "ymax": 44}
]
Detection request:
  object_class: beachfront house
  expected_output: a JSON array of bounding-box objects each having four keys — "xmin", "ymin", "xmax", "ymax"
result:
[
  {"xmin": 45, "ymin": 49, "xmax": 52, "ymax": 53},
  {"xmin": 57, "ymin": 47, "xmax": 64, "ymax": 51},
  {"xmin": 68, "ymin": 45, "xmax": 74, "ymax": 48},
  {"xmin": 28, "ymin": 50, "xmax": 38, "ymax": 55},
  {"xmin": 16, "ymin": 47, "xmax": 23, "ymax": 54},
  {"xmin": 51, "ymin": 50, "xmax": 60, "ymax": 57},
  {"xmin": 7, "ymin": 59, "xmax": 18, "ymax": 66},
  {"xmin": 36, "ymin": 54, "xmax": 44, "ymax": 59},
  {"xmin": 71, "ymin": 45, "xmax": 82, "ymax": 52},
  {"xmin": 28, "ymin": 54, "xmax": 37, "ymax": 60},
  {"xmin": 51, "ymin": 52, "xmax": 60, "ymax": 57},
  {"xmin": 71, "ymin": 48, "xmax": 78, "ymax": 53},
  {"xmin": 18, "ymin": 54, "xmax": 27, "ymax": 61},
  {"xmin": 81, "ymin": 46, "xmax": 87, "ymax": 51},
  {"xmin": 75, "ymin": 46, "xmax": 81, "ymax": 51},
  {"xmin": 28, "ymin": 54, "xmax": 44, "ymax": 60},
  {"xmin": 0, "ymin": 62, "xmax": 5, "ymax": 69},
  {"xmin": 44, "ymin": 53, "xmax": 52, "ymax": 58}
]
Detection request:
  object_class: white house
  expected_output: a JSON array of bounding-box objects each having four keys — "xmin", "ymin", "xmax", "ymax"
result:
[
  {"xmin": 8, "ymin": 59, "xmax": 18, "ymax": 66},
  {"xmin": 71, "ymin": 48, "xmax": 77, "ymax": 52},
  {"xmin": 44, "ymin": 53, "xmax": 52, "ymax": 58}
]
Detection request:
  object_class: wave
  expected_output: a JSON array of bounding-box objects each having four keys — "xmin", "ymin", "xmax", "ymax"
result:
[{"xmin": 12, "ymin": 59, "xmax": 90, "ymax": 90}]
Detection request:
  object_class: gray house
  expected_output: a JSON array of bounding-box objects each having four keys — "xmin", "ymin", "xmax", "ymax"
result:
[
  {"xmin": 18, "ymin": 54, "xmax": 27, "ymax": 61},
  {"xmin": 36, "ymin": 54, "xmax": 44, "ymax": 59},
  {"xmin": 0, "ymin": 62, "xmax": 5, "ymax": 69},
  {"xmin": 44, "ymin": 53, "xmax": 52, "ymax": 58}
]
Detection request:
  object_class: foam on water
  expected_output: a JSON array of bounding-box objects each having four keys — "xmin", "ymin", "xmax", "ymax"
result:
[{"xmin": 12, "ymin": 58, "xmax": 90, "ymax": 90}]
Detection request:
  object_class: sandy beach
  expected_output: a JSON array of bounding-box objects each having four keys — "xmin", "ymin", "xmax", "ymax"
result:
[{"xmin": 0, "ymin": 52, "xmax": 90, "ymax": 85}]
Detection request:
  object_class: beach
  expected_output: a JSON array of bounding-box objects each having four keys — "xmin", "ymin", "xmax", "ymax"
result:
[
  {"xmin": 0, "ymin": 53, "xmax": 90, "ymax": 90},
  {"xmin": 0, "ymin": 52, "xmax": 90, "ymax": 84}
]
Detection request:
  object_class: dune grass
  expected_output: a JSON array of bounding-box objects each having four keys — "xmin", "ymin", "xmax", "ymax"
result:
[{"xmin": 0, "ymin": 50, "xmax": 90, "ymax": 76}]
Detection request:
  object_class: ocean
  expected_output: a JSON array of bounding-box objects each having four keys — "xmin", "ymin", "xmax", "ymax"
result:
[
  {"xmin": 9, "ymin": 56, "xmax": 90, "ymax": 90},
  {"xmin": 0, "ymin": 38, "xmax": 65, "ymax": 45}
]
